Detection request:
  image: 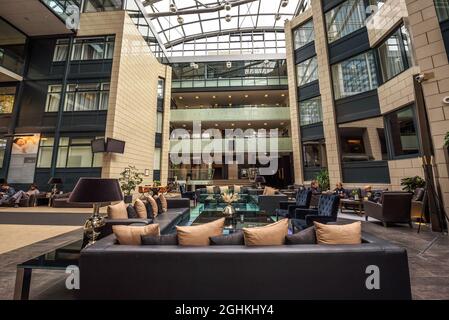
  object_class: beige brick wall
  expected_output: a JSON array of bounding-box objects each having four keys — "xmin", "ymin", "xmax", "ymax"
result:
[{"xmin": 78, "ymin": 11, "xmax": 171, "ymax": 188}]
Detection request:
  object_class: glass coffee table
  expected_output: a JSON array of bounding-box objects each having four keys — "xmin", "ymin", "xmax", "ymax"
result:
[{"xmin": 193, "ymin": 201, "xmax": 274, "ymax": 233}]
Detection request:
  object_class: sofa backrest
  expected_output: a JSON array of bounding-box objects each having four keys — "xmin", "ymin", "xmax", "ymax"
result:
[{"xmin": 381, "ymin": 192, "xmax": 413, "ymax": 220}]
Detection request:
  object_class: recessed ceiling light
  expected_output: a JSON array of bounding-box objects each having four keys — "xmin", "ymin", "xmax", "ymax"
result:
[
  {"xmin": 215, "ymin": 124, "xmax": 219, "ymax": 127},
  {"xmin": 200, "ymin": 105, "xmax": 204, "ymax": 108},
  {"xmin": 261, "ymin": 103, "xmax": 265, "ymax": 106},
  {"xmin": 248, "ymin": 123, "xmax": 251, "ymax": 126},
  {"xmin": 228, "ymin": 95, "xmax": 232, "ymax": 98},
  {"xmin": 281, "ymin": 94, "xmax": 285, "ymax": 97},
  {"xmin": 195, "ymin": 96, "xmax": 199, "ymax": 99},
  {"xmin": 280, "ymin": 122, "xmax": 285, "ymax": 125},
  {"xmin": 264, "ymin": 94, "xmax": 269, "ymax": 97},
  {"xmin": 182, "ymin": 124, "xmax": 186, "ymax": 127},
  {"xmin": 244, "ymin": 94, "xmax": 249, "ymax": 98},
  {"xmin": 178, "ymin": 96, "xmax": 183, "ymax": 100},
  {"xmin": 212, "ymin": 96, "xmax": 216, "ymax": 99},
  {"xmin": 276, "ymin": 103, "xmax": 280, "ymax": 106},
  {"xmin": 264, "ymin": 123, "xmax": 267, "ymax": 126},
  {"xmin": 229, "ymin": 103, "xmax": 232, "ymax": 106},
  {"xmin": 185, "ymin": 106, "xmax": 189, "ymax": 108},
  {"xmin": 231, "ymin": 123, "xmax": 235, "ymax": 127}
]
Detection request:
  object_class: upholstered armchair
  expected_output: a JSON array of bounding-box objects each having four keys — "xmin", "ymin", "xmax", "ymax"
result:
[
  {"xmin": 291, "ymin": 194, "xmax": 340, "ymax": 232},
  {"xmin": 411, "ymin": 188, "xmax": 427, "ymax": 222},
  {"xmin": 364, "ymin": 192, "xmax": 413, "ymax": 227},
  {"xmin": 275, "ymin": 189, "xmax": 312, "ymax": 221}
]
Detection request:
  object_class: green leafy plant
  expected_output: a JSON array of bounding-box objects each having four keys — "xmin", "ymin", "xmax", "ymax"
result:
[
  {"xmin": 444, "ymin": 132, "xmax": 449, "ymax": 148},
  {"xmin": 119, "ymin": 166, "xmax": 143, "ymax": 196},
  {"xmin": 316, "ymin": 169, "xmax": 330, "ymax": 191},
  {"xmin": 400, "ymin": 176, "xmax": 425, "ymax": 192},
  {"xmin": 153, "ymin": 180, "xmax": 161, "ymax": 187}
]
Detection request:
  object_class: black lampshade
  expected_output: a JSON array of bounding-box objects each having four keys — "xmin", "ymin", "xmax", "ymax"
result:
[
  {"xmin": 69, "ymin": 178, "xmax": 123, "ymax": 203},
  {"xmin": 0, "ymin": 178, "xmax": 6, "ymax": 185},
  {"xmin": 48, "ymin": 177, "xmax": 63, "ymax": 185},
  {"xmin": 254, "ymin": 175, "xmax": 266, "ymax": 184}
]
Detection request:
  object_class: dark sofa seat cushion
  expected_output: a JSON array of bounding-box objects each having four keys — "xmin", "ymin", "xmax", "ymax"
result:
[
  {"xmin": 285, "ymin": 226, "xmax": 316, "ymax": 245},
  {"xmin": 141, "ymin": 233, "xmax": 178, "ymax": 245},
  {"xmin": 210, "ymin": 231, "xmax": 244, "ymax": 245}
]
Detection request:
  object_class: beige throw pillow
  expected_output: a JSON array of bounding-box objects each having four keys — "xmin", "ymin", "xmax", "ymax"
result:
[
  {"xmin": 206, "ymin": 186, "xmax": 215, "ymax": 194},
  {"xmin": 233, "ymin": 185, "xmax": 241, "ymax": 193},
  {"xmin": 314, "ymin": 221, "xmax": 362, "ymax": 245},
  {"xmin": 159, "ymin": 193, "xmax": 168, "ymax": 212},
  {"xmin": 176, "ymin": 218, "xmax": 225, "ymax": 246},
  {"xmin": 146, "ymin": 196, "xmax": 159, "ymax": 217},
  {"xmin": 219, "ymin": 186, "xmax": 229, "ymax": 194},
  {"xmin": 263, "ymin": 186, "xmax": 277, "ymax": 196},
  {"xmin": 113, "ymin": 224, "xmax": 160, "ymax": 245},
  {"xmin": 107, "ymin": 201, "xmax": 128, "ymax": 220},
  {"xmin": 134, "ymin": 199, "xmax": 147, "ymax": 219},
  {"xmin": 243, "ymin": 219, "xmax": 288, "ymax": 246}
]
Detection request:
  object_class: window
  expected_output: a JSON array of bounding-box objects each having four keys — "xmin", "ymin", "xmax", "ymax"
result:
[
  {"xmin": 84, "ymin": 0, "xmax": 124, "ymax": 12},
  {"xmin": 37, "ymin": 137, "xmax": 54, "ymax": 168},
  {"xmin": 300, "ymin": 97, "xmax": 322, "ymax": 126},
  {"xmin": 70, "ymin": 36, "xmax": 115, "ymax": 61},
  {"xmin": 303, "ymin": 140, "xmax": 327, "ymax": 168},
  {"xmin": 378, "ymin": 25, "xmax": 413, "ymax": 81},
  {"xmin": 0, "ymin": 87, "xmax": 15, "ymax": 114},
  {"xmin": 45, "ymin": 85, "xmax": 62, "ymax": 112},
  {"xmin": 435, "ymin": 0, "xmax": 449, "ymax": 22},
  {"xmin": 385, "ymin": 105, "xmax": 420, "ymax": 158},
  {"xmin": 64, "ymin": 82, "xmax": 110, "ymax": 112},
  {"xmin": 156, "ymin": 112, "xmax": 163, "ymax": 134},
  {"xmin": 0, "ymin": 139, "xmax": 6, "ymax": 168},
  {"xmin": 332, "ymin": 51, "xmax": 379, "ymax": 100},
  {"xmin": 339, "ymin": 117, "xmax": 388, "ymax": 162},
  {"xmin": 326, "ymin": 0, "xmax": 384, "ymax": 43},
  {"xmin": 53, "ymin": 39, "xmax": 69, "ymax": 62},
  {"xmin": 153, "ymin": 147, "xmax": 161, "ymax": 171},
  {"xmin": 157, "ymin": 78, "xmax": 165, "ymax": 100},
  {"xmin": 294, "ymin": 19, "xmax": 314, "ymax": 50},
  {"xmin": 57, "ymin": 137, "xmax": 103, "ymax": 168},
  {"xmin": 296, "ymin": 56, "xmax": 318, "ymax": 87}
]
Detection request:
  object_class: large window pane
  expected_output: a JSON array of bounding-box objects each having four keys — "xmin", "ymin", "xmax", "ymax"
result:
[
  {"xmin": 332, "ymin": 51, "xmax": 378, "ymax": 100},
  {"xmin": 153, "ymin": 148, "xmax": 161, "ymax": 170},
  {"xmin": 386, "ymin": 105, "xmax": 420, "ymax": 158},
  {"xmin": 156, "ymin": 112, "xmax": 163, "ymax": 133},
  {"xmin": 56, "ymin": 137, "xmax": 103, "ymax": 168},
  {"xmin": 326, "ymin": 0, "xmax": 384, "ymax": 43},
  {"xmin": 68, "ymin": 37, "xmax": 115, "ymax": 61},
  {"xmin": 0, "ymin": 87, "xmax": 15, "ymax": 114},
  {"xmin": 296, "ymin": 56, "xmax": 318, "ymax": 87},
  {"xmin": 37, "ymin": 137, "xmax": 54, "ymax": 168},
  {"xmin": 84, "ymin": 0, "xmax": 123, "ymax": 12},
  {"xmin": 300, "ymin": 96, "xmax": 322, "ymax": 126},
  {"xmin": 67, "ymin": 146, "xmax": 93, "ymax": 167},
  {"xmin": 294, "ymin": 19, "xmax": 314, "ymax": 50},
  {"xmin": 339, "ymin": 117, "xmax": 387, "ymax": 162},
  {"xmin": 0, "ymin": 139, "xmax": 6, "ymax": 168},
  {"xmin": 63, "ymin": 82, "xmax": 110, "ymax": 112},
  {"xmin": 45, "ymin": 85, "xmax": 62, "ymax": 112},
  {"xmin": 435, "ymin": 0, "xmax": 449, "ymax": 22},
  {"xmin": 53, "ymin": 39, "xmax": 69, "ymax": 62},
  {"xmin": 303, "ymin": 140, "xmax": 327, "ymax": 168}
]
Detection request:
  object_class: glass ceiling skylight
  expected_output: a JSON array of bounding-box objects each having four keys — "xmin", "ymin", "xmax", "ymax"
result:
[{"xmin": 142, "ymin": 0, "xmax": 310, "ymax": 57}]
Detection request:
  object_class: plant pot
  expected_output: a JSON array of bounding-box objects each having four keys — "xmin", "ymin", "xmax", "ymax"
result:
[{"xmin": 124, "ymin": 195, "xmax": 133, "ymax": 204}]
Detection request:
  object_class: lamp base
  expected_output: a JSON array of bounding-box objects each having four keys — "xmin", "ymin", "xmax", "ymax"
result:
[{"xmin": 83, "ymin": 203, "xmax": 105, "ymax": 246}]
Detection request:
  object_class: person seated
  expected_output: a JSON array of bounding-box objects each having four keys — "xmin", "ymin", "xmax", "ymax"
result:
[
  {"xmin": 0, "ymin": 183, "xmax": 17, "ymax": 206},
  {"xmin": 11, "ymin": 183, "xmax": 40, "ymax": 207},
  {"xmin": 309, "ymin": 180, "xmax": 321, "ymax": 194},
  {"xmin": 363, "ymin": 185, "xmax": 381, "ymax": 203},
  {"xmin": 333, "ymin": 182, "xmax": 347, "ymax": 198}
]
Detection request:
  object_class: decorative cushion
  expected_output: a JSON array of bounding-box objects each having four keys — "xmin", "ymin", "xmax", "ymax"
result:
[
  {"xmin": 314, "ymin": 221, "xmax": 361, "ymax": 245},
  {"xmin": 134, "ymin": 199, "xmax": 147, "ymax": 219},
  {"xmin": 285, "ymin": 226, "xmax": 316, "ymax": 245},
  {"xmin": 107, "ymin": 201, "xmax": 128, "ymax": 220},
  {"xmin": 233, "ymin": 185, "xmax": 241, "ymax": 194},
  {"xmin": 113, "ymin": 224, "xmax": 160, "ymax": 245},
  {"xmin": 126, "ymin": 205, "xmax": 138, "ymax": 219},
  {"xmin": 219, "ymin": 186, "xmax": 229, "ymax": 194},
  {"xmin": 243, "ymin": 219, "xmax": 288, "ymax": 246},
  {"xmin": 146, "ymin": 196, "xmax": 158, "ymax": 218},
  {"xmin": 210, "ymin": 231, "xmax": 244, "ymax": 245},
  {"xmin": 206, "ymin": 186, "xmax": 215, "ymax": 194},
  {"xmin": 159, "ymin": 193, "xmax": 168, "ymax": 212},
  {"xmin": 176, "ymin": 218, "xmax": 225, "ymax": 246},
  {"xmin": 154, "ymin": 196, "xmax": 163, "ymax": 215},
  {"xmin": 141, "ymin": 233, "xmax": 178, "ymax": 245},
  {"xmin": 263, "ymin": 186, "xmax": 277, "ymax": 196}
]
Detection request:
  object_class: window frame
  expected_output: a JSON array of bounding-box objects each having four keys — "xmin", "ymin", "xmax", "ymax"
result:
[
  {"xmin": 0, "ymin": 138, "xmax": 7, "ymax": 169},
  {"xmin": 56, "ymin": 136, "xmax": 104, "ymax": 168},
  {"xmin": 296, "ymin": 56, "xmax": 319, "ymax": 87},
  {"xmin": 293, "ymin": 19, "xmax": 315, "ymax": 50},
  {"xmin": 52, "ymin": 36, "xmax": 115, "ymax": 63},
  {"xmin": 384, "ymin": 104, "xmax": 422, "ymax": 160},
  {"xmin": 0, "ymin": 86, "xmax": 16, "ymax": 114},
  {"xmin": 299, "ymin": 96, "xmax": 323, "ymax": 126}
]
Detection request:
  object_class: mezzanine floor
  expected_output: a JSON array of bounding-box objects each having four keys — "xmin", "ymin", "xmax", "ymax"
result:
[{"xmin": 0, "ymin": 207, "xmax": 447, "ymax": 300}]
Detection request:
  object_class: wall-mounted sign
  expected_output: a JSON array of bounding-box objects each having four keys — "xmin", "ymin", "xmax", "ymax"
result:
[{"xmin": 8, "ymin": 134, "xmax": 40, "ymax": 184}]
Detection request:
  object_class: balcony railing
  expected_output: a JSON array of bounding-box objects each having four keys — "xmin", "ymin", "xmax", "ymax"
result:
[
  {"xmin": 0, "ymin": 48, "xmax": 24, "ymax": 76},
  {"xmin": 172, "ymin": 76, "xmax": 289, "ymax": 89},
  {"xmin": 168, "ymin": 168, "xmax": 215, "ymax": 181},
  {"xmin": 41, "ymin": 0, "xmax": 82, "ymax": 22}
]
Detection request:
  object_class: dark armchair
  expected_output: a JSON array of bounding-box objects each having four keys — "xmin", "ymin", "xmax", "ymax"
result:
[
  {"xmin": 291, "ymin": 194, "xmax": 340, "ymax": 232},
  {"xmin": 275, "ymin": 189, "xmax": 312, "ymax": 221},
  {"xmin": 179, "ymin": 184, "xmax": 196, "ymax": 206},
  {"xmin": 364, "ymin": 191, "xmax": 413, "ymax": 227}
]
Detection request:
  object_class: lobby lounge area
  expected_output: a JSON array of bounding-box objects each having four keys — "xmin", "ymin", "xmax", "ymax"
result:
[{"xmin": 1, "ymin": 0, "xmax": 449, "ymax": 306}]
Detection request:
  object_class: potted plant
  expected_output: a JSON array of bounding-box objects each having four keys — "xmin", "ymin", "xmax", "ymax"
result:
[
  {"xmin": 351, "ymin": 189, "xmax": 360, "ymax": 201},
  {"xmin": 119, "ymin": 166, "xmax": 143, "ymax": 203},
  {"xmin": 400, "ymin": 176, "xmax": 425, "ymax": 193},
  {"xmin": 316, "ymin": 169, "xmax": 330, "ymax": 191}
]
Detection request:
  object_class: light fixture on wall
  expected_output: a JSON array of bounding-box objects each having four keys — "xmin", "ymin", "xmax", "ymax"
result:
[
  {"xmin": 443, "ymin": 96, "xmax": 449, "ymax": 106},
  {"xmin": 144, "ymin": 169, "xmax": 150, "ymax": 177},
  {"xmin": 225, "ymin": 14, "xmax": 232, "ymax": 22},
  {"xmin": 226, "ymin": 61, "xmax": 232, "ymax": 68},
  {"xmin": 177, "ymin": 16, "xmax": 184, "ymax": 24}
]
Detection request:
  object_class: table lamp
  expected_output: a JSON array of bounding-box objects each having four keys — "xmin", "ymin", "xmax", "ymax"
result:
[
  {"xmin": 69, "ymin": 178, "xmax": 123, "ymax": 245},
  {"xmin": 254, "ymin": 175, "xmax": 266, "ymax": 189},
  {"xmin": 48, "ymin": 177, "xmax": 63, "ymax": 194}
]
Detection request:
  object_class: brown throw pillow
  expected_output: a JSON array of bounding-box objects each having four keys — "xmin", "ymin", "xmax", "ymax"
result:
[
  {"xmin": 146, "ymin": 196, "xmax": 158, "ymax": 217},
  {"xmin": 263, "ymin": 186, "xmax": 277, "ymax": 196},
  {"xmin": 113, "ymin": 224, "xmax": 160, "ymax": 245},
  {"xmin": 176, "ymin": 218, "xmax": 225, "ymax": 246},
  {"xmin": 314, "ymin": 221, "xmax": 362, "ymax": 245},
  {"xmin": 107, "ymin": 201, "xmax": 128, "ymax": 220},
  {"xmin": 134, "ymin": 199, "xmax": 147, "ymax": 219},
  {"xmin": 159, "ymin": 193, "xmax": 168, "ymax": 212},
  {"xmin": 243, "ymin": 219, "xmax": 288, "ymax": 246}
]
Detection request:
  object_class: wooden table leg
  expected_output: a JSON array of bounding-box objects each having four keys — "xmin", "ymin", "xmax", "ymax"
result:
[{"xmin": 14, "ymin": 268, "xmax": 32, "ymax": 300}]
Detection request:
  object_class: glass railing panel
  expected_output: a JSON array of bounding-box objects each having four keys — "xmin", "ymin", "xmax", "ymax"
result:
[
  {"xmin": 41, "ymin": 0, "xmax": 82, "ymax": 22},
  {"xmin": 0, "ymin": 48, "xmax": 24, "ymax": 75},
  {"xmin": 172, "ymin": 76, "xmax": 288, "ymax": 89}
]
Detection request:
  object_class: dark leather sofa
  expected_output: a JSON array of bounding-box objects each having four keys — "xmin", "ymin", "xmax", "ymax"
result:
[
  {"xmin": 52, "ymin": 192, "xmax": 93, "ymax": 208},
  {"xmin": 79, "ymin": 232, "xmax": 411, "ymax": 300},
  {"xmin": 364, "ymin": 191, "xmax": 413, "ymax": 227},
  {"xmin": 102, "ymin": 198, "xmax": 191, "ymax": 236}
]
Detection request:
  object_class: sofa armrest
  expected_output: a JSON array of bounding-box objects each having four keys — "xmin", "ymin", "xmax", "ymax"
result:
[
  {"xmin": 167, "ymin": 198, "xmax": 190, "ymax": 209},
  {"xmin": 279, "ymin": 200, "xmax": 295, "ymax": 210},
  {"xmin": 102, "ymin": 218, "xmax": 151, "ymax": 237},
  {"xmin": 294, "ymin": 208, "xmax": 318, "ymax": 219},
  {"xmin": 305, "ymin": 215, "xmax": 335, "ymax": 225},
  {"xmin": 363, "ymin": 200, "xmax": 383, "ymax": 220}
]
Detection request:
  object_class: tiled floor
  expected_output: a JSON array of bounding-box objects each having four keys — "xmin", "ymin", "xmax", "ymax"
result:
[{"xmin": 0, "ymin": 208, "xmax": 448, "ymax": 300}]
